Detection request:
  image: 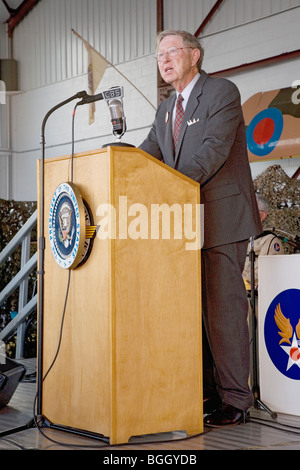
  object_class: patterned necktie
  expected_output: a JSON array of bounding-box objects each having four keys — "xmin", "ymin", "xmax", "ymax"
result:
[{"xmin": 173, "ymin": 94, "xmax": 184, "ymax": 148}]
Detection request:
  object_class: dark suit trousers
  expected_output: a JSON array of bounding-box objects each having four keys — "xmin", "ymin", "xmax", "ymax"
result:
[{"xmin": 201, "ymin": 239, "xmax": 253, "ymax": 411}]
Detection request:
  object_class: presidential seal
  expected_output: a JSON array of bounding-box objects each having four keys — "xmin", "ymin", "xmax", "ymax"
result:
[{"xmin": 49, "ymin": 182, "xmax": 96, "ymax": 269}]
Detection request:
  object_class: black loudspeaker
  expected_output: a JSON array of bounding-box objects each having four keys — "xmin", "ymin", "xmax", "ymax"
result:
[
  {"xmin": 0, "ymin": 356, "xmax": 26, "ymax": 409},
  {"xmin": 0, "ymin": 59, "xmax": 18, "ymax": 92}
]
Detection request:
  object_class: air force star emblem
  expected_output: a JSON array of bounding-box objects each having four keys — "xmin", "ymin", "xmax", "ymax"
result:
[
  {"xmin": 274, "ymin": 303, "xmax": 300, "ymax": 369},
  {"xmin": 264, "ymin": 289, "xmax": 300, "ymax": 379}
]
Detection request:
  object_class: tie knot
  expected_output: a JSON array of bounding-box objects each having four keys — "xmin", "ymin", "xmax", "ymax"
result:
[{"xmin": 177, "ymin": 94, "xmax": 183, "ymax": 105}]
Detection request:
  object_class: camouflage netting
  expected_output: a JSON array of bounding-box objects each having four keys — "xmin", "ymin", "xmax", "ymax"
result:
[
  {"xmin": 253, "ymin": 164, "xmax": 300, "ymax": 253},
  {"xmin": 0, "ymin": 199, "xmax": 37, "ymax": 357},
  {"xmin": 0, "ymin": 163, "xmax": 299, "ymax": 356}
]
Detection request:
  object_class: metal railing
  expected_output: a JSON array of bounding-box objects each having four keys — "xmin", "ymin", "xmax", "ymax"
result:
[{"xmin": 0, "ymin": 210, "xmax": 37, "ymax": 358}]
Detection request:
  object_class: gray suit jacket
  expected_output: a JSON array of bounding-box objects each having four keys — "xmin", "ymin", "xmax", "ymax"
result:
[{"xmin": 140, "ymin": 71, "xmax": 262, "ymax": 249}]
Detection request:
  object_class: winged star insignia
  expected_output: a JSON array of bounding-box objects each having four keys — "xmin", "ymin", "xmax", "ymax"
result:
[{"xmin": 274, "ymin": 303, "xmax": 300, "ymax": 370}]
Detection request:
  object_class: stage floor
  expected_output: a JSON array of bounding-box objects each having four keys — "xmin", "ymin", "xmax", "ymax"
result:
[{"xmin": 1, "ymin": 358, "xmax": 300, "ymax": 451}]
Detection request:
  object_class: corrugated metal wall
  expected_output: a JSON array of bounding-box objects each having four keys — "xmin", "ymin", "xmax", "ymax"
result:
[
  {"xmin": 0, "ymin": 25, "xmax": 8, "ymax": 57},
  {"xmin": 163, "ymin": 0, "xmax": 217, "ymax": 32},
  {"xmin": 202, "ymin": 0, "xmax": 300, "ymax": 33},
  {"xmin": 12, "ymin": 0, "xmax": 300, "ymax": 91},
  {"xmin": 13, "ymin": 0, "xmax": 157, "ymax": 91},
  {"xmin": 1, "ymin": 0, "xmax": 299, "ymax": 200},
  {"xmin": 163, "ymin": 0, "xmax": 300, "ymax": 35}
]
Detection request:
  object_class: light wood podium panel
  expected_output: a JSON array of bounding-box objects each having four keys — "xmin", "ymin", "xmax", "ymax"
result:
[{"xmin": 39, "ymin": 146, "xmax": 203, "ymax": 444}]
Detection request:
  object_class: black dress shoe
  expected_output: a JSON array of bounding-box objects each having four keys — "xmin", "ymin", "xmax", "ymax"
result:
[
  {"xmin": 204, "ymin": 402, "xmax": 249, "ymax": 427},
  {"xmin": 203, "ymin": 396, "xmax": 221, "ymax": 415}
]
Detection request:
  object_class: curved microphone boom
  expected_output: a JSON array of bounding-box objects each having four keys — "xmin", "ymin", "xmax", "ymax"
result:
[
  {"xmin": 265, "ymin": 227, "xmax": 300, "ymax": 251},
  {"xmin": 37, "ymin": 88, "xmax": 95, "ymax": 415},
  {"xmin": 77, "ymin": 92, "xmax": 104, "ymax": 105}
]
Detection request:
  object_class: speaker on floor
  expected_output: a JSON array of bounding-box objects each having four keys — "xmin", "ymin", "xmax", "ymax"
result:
[{"xmin": 0, "ymin": 355, "xmax": 26, "ymax": 409}]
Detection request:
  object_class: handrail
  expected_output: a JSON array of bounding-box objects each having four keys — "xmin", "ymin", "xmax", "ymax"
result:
[
  {"xmin": 0, "ymin": 209, "xmax": 37, "ymax": 358},
  {"xmin": 0, "ymin": 252, "xmax": 37, "ymax": 305},
  {"xmin": 0, "ymin": 211, "xmax": 37, "ymax": 266},
  {"xmin": 0, "ymin": 294, "xmax": 37, "ymax": 342}
]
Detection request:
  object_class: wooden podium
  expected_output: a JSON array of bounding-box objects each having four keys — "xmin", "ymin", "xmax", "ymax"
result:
[{"xmin": 38, "ymin": 146, "xmax": 203, "ymax": 444}]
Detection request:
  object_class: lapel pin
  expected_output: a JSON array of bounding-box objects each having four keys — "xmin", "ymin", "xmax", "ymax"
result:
[{"xmin": 165, "ymin": 112, "xmax": 170, "ymax": 124}]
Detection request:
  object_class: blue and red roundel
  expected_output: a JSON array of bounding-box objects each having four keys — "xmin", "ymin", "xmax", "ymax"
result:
[{"xmin": 246, "ymin": 108, "xmax": 283, "ymax": 157}]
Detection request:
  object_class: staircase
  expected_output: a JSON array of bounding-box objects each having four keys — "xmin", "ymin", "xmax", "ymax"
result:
[{"xmin": 0, "ymin": 210, "xmax": 37, "ymax": 359}]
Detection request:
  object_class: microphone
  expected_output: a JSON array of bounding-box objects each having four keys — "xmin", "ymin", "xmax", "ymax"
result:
[
  {"xmin": 77, "ymin": 91, "xmax": 104, "ymax": 105},
  {"xmin": 76, "ymin": 85, "xmax": 130, "ymax": 144},
  {"xmin": 265, "ymin": 227, "xmax": 300, "ymax": 251},
  {"xmin": 107, "ymin": 97, "xmax": 126, "ymax": 137}
]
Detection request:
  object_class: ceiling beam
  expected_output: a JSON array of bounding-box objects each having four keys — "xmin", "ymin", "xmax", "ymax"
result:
[
  {"xmin": 157, "ymin": 0, "xmax": 163, "ymax": 33},
  {"xmin": 194, "ymin": 0, "xmax": 225, "ymax": 37},
  {"xmin": 1, "ymin": 0, "xmax": 17, "ymax": 15},
  {"xmin": 292, "ymin": 167, "xmax": 300, "ymax": 179},
  {"xmin": 209, "ymin": 49, "xmax": 300, "ymax": 77},
  {"xmin": 6, "ymin": 0, "xmax": 40, "ymax": 37}
]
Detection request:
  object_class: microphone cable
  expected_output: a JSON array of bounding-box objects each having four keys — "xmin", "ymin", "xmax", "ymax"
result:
[
  {"xmin": 0, "ymin": 102, "xmax": 77, "ymax": 448},
  {"xmin": 40, "ymin": 100, "xmax": 78, "ymax": 384},
  {"xmin": 31, "ymin": 102, "xmax": 80, "ymax": 444}
]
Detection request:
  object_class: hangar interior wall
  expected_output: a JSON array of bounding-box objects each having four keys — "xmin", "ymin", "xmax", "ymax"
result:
[{"xmin": 0, "ymin": 0, "xmax": 299, "ymax": 200}]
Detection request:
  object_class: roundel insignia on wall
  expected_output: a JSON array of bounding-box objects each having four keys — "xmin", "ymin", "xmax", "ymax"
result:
[
  {"xmin": 264, "ymin": 289, "xmax": 300, "ymax": 380},
  {"xmin": 246, "ymin": 107, "xmax": 284, "ymax": 157},
  {"xmin": 49, "ymin": 182, "xmax": 96, "ymax": 270}
]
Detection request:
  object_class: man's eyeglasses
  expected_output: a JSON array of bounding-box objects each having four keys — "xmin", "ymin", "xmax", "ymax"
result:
[{"xmin": 155, "ymin": 46, "xmax": 193, "ymax": 62}]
